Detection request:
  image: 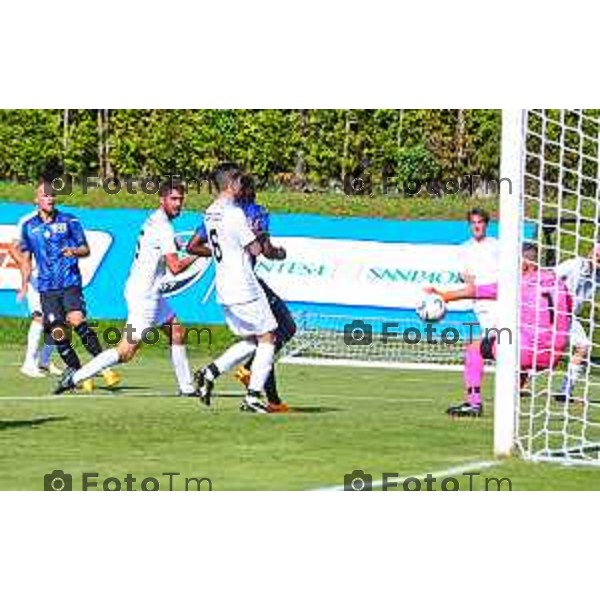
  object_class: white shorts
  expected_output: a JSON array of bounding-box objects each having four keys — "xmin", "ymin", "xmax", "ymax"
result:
[
  {"xmin": 26, "ymin": 285, "xmax": 42, "ymax": 316},
  {"xmin": 570, "ymin": 319, "xmax": 591, "ymax": 349},
  {"xmin": 473, "ymin": 301, "xmax": 497, "ymax": 335},
  {"xmin": 223, "ymin": 295, "xmax": 277, "ymax": 337},
  {"xmin": 125, "ymin": 295, "xmax": 175, "ymax": 342}
]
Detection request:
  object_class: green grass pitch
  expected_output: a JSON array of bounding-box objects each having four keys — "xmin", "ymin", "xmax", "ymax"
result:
[{"xmin": 1, "ymin": 344, "xmax": 599, "ymax": 490}]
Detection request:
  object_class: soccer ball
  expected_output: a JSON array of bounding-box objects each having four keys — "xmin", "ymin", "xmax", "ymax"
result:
[{"xmin": 416, "ymin": 293, "xmax": 447, "ymax": 322}]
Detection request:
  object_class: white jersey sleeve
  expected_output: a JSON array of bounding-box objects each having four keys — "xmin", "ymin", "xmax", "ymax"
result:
[
  {"xmin": 125, "ymin": 209, "xmax": 177, "ymax": 300},
  {"xmin": 556, "ymin": 257, "xmax": 597, "ymax": 314},
  {"xmin": 158, "ymin": 222, "xmax": 178, "ymax": 256},
  {"xmin": 555, "ymin": 258, "xmax": 579, "ymax": 286}
]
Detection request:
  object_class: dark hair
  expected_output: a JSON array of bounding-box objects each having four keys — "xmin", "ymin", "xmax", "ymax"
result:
[
  {"xmin": 212, "ymin": 162, "xmax": 242, "ymax": 192},
  {"xmin": 239, "ymin": 174, "xmax": 256, "ymax": 201},
  {"xmin": 467, "ymin": 207, "xmax": 490, "ymax": 224},
  {"xmin": 159, "ymin": 181, "xmax": 185, "ymax": 198},
  {"xmin": 522, "ymin": 241, "xmax": 538, "ymax": 260}
]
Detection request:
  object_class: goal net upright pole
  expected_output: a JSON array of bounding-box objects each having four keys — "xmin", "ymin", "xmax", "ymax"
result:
[{"xmin": 494, "ymin": 109, "xmax": 526, "ymax": 457}]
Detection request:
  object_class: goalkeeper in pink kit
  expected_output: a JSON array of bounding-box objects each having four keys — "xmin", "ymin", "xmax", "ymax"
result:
[{"xmin": 428, "ymin": 243, "xmax": 572, "ymax": 417}]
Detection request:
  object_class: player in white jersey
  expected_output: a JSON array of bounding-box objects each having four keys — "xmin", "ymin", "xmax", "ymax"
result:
[
  {"xmin": 9, "ymin": 209, "xmax": 58, "ymax": 378},
  {"xmin": 554, "ymin": 243, "xmax": 600, "ymax": 401},
  {"xmin": 194, "ymin": 166, "xmax": 278, "ymax": 413},
  {"xmin": 54, "ymin": 182, "xmax": 200, "ymax": 395},
  {"xmin": 459, "ymin": 208, "xmax": 499, "ymax": 337}
]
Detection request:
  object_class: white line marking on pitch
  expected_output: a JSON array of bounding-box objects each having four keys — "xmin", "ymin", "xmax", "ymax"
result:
[
  {"xmin": 0, "ymin": 392, "xmax": 435, "ymax": 403},
  {"xmin": 313, "ymin": 460, "xmax": 501, "ymax": 491}
]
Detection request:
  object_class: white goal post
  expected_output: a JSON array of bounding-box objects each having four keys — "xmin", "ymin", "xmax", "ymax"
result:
[
  {"xmin": 504, "ymin": 109, "xmax": 600, "ymax": 465},
  {"xmin": 493, "ymin": 109, "xmax": 525, "ymax": 457}
]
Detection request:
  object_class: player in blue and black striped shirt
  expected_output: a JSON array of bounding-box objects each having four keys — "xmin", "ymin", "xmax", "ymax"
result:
[{"xmin": 18, "ymin": 180, "xmax": 120, "ymax": 390}]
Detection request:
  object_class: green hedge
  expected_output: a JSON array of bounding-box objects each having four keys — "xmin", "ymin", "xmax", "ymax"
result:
[{"xmin": 0, "ymin": 109, "xmax": 501, "ymax": 190}]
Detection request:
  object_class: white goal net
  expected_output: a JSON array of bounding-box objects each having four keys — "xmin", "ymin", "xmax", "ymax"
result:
[
  {"xmin": 509, "ymin": 109, "xmax": 600, "ymax": 465},
  {"xmin": 281, "ymin": 313, "xmax": 490, "ymax": 372}
]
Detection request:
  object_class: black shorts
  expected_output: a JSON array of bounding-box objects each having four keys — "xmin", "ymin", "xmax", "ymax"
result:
[
  {"xmin": 40, "ymin": 286, "xmax": 87, "ymax": 328},
  {"xmin": 258, "ymin": 278, "xmax": 296, "ymax": 347},
  {"xmin": 480, "ymin": 335, "xmax": 497, "ymax": 360}
]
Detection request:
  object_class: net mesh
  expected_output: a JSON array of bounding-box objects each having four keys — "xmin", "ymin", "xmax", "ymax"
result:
[
  {"xmin": 518, "ymin": 109, "xmax": 600, "ymax": 464},
  {"xmin": 281, "ymin": 312, "xmax": 491, "ymax": 371}
]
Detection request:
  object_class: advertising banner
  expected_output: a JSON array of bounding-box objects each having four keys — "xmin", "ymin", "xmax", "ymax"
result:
[{"xmin": 0, "ymin": 201, "xmax": 498, "ymax": 326}]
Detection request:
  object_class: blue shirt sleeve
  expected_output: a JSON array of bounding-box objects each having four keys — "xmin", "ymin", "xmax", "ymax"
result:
[
  {"xmin": 195, "ymin": 217, "xmax": 207, "ymax": 239},
  {"xmin": 20, "ymin": 221, "xmax": 33, "ymax": 253},
  {"xmin": 68, "ymin": 216, "xmax": 88, "ymax": 247},
  {"xmin": 256, "ymin": 205, "xmax": 270, "ymax": 233},
  {"xmin": 244, "ymin": 203, "xmax": 270, "ymax": 234}
]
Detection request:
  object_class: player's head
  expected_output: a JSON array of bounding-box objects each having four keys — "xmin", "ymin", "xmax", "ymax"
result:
[
  {"xmin": 159, "ymin": 181, "xmax": 185, "ymax": 219},
  {"xmin": 522, "ymin": 242, "xmax": 538, "ymax": 272},
  {"xmin": 467, "ymin": 207, "xmax": 490, "ymax": 241},
  {"xmin": 237, "ymin": 174, "xmax": 256, "ymax": 205},
  {"xmin": 219, "ymin": 169, "xmax": 244, "ymax": 201},
  {"xmin": 213, "ymin": 162, "xmax": 241, "ymax": 192},
  {"xmin": 36, "ymin": 179, "xmax": 56, "ymax": 214}
]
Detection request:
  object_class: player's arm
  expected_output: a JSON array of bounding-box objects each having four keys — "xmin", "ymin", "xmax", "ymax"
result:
[
  {"xmin": 554, "ymin": 258, "xmax": 576, "ymax": 281},
  {"xmin": 16, "ymin": 225, "xmax": 33, "ymax": 300},
  {"xmin": 8, "ymin": 240, "xmax": 24, "ymax": 266},
  {"xmin": 160, "ymin": 225, "xmax": 198, "ymax": 275},
  {"xmin": 424, "ymin": 283, "xmax": 497, "ymax": 302},
  {"xmin": 63, "ymin": 217, "xmax": 90, "ymax": 258},
  {"xmin": 17, "ymin": 250, "xmax": 32, "ymax": 301},
  {"xmin": 186, "ymin": 233, "xmax": 212, "ymax": 257},
  {"xmin": 165, "ymin": 253, "xmax": 198, "ymax": 274},
  {"xmin": 260, "ymin": 234, "xmax": 286, "ymax": 260},
  {"xmin": 246, "ymin": 204, "xmax": 285, "ymax": 259}
]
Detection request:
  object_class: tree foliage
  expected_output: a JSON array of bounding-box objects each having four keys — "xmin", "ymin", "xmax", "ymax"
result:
[{"xmin": 0, "ymin": 109, "xmax": 502, "ymax": 193}]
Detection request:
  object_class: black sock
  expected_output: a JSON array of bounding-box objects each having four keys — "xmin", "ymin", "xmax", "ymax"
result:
[
  {"xmin": 56, "ymin": 341, "xmax": 81, "ymax": 370},
  {"xmin": 206, "ymin": 363, "xmax": 220, "ymax": 380},
  {"xmin": 264, "ymin": 368, "xmax": 280, "ymax": 404},
  {"xmin": 75, "ymin": 322, "xmax": 103, "ymax": 357}
]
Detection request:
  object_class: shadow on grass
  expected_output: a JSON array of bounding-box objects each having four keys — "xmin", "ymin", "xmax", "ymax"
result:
[
  {"xmin": 104, "ymin": 385, "xmax": 150, "ymax": 392},
  {"xmin": 289, "ymin": 406, "xmax": 341, "ymax": 414},
  {"xmin": 0, "ymin": 415, "xmax": 67, "ymax": 431}
]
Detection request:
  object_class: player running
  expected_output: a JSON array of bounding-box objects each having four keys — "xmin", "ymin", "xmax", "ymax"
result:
[
  {"xmin": 187, "ymin": 174, "xmax": 295, "ymax": 412},
  {"xmin": 192, "ymin": 167, "xmax": 279, "ymax": 413},
  {"xmin": 54, "ymin": 182, "xmax": 199, "ymax": 396},
  {"xmin": 9, "ymin": 208, "xmax": 59, "ymax": 378},
  {"xmin": 554, "ymin": 243, "xmax": 600, "ymax": 402},
  {"xmin": 427, "ymin": 243, "xmax": 571, "ymax": 417},
  {"xmin": 459, "ymin": 208, "xmax": 499, "ymax": 339},
  {"xmin": 18, "ymin": 180, "xmax": 120, "ymax": 391}
]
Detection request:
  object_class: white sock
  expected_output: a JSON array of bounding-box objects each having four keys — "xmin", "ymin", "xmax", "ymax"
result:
[
  {"xmin": 24, "ymin": 320, "xmax": 43, "ymax": 368},
  {"xmin": 170, "ymin": 344, "xmax": 194, "ymax": 393},
  {"xmin": 248, "ymin": 342, "xmax": 275, "ymax": 394},
  {"xmin": 39, "ymin": 344, "xmax": 54, "ymax": 368},
  {"xmin": 73, "ymin": 349, "xmax": 120, "ymax": 385},
  {"xmin": 212, "ymin": 340, "xmax": 257, "ymax": 376}
]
